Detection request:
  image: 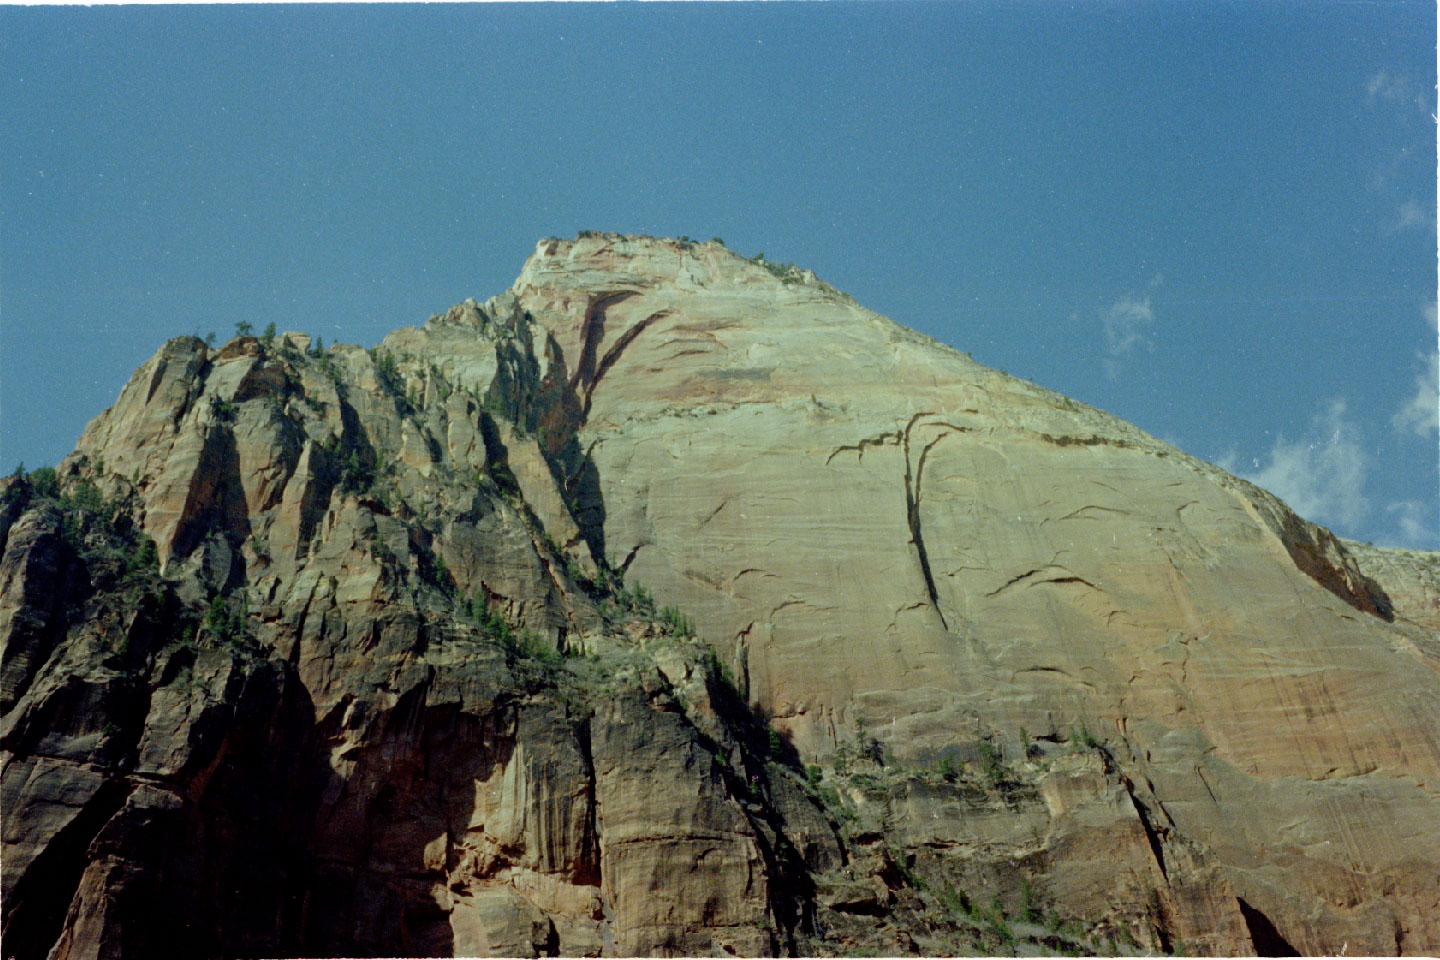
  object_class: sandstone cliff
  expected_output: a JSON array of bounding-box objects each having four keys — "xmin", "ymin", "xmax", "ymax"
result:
[{"xmin": 2, "ymin": 233, "xmax": 1437, "ymax": 958}]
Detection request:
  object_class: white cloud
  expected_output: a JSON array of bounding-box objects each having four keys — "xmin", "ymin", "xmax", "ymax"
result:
[
  {"xmin": 1392, "ymin": 350, "xmax": 1439, "ymax": 436},
  {"xmin": 1365, "ymin": 70, "xmax": 1413, "ymax": 105},
  {"xmin": 1103, "ymin": 296, "xmax": 1154, "ymax": 354},
  {"xmin": 1367, "ymin": 71, "xmax": 1395, "ymax": 100},
  {"xmin": 1101, "ymin": 296, "xmax": 1154, "ymax": 379},
  {"xmin": 1240, "ymin": 398, "xmax": 1370, "ymax": 533},
  {"xmin": 1386, "ymin": 501, "xmax": 1437, "ymax": 549},
  {"xmin": 1394, "ymin": 199, "xmax": 1425, "ymax": 230},
  {"xmin": 1392, "ymin": 303, "xmax": 1439, "ymax": 437}
]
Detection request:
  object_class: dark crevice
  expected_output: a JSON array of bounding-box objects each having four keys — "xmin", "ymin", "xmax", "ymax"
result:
[
  {"xmin": 678, "ymin": 666, "xmax": 811, "ymax": 952},
  {"xmin": 1280, "ymin": 531, "xmax": 1395, "ymax": 623},
  {"xmin": 551, "ymin": 295, "xmax": 667, "ymax": 568},
  {"xmin": 582, "ymin": 310, "xmax": 670, "ymax": 420},
  {"xmin": 1118, "ymin": 775, "xmax": 1169, "ymax": 882},
  {"xmin": 823, "ymin": 431, "xmax": 901, "ymax": 465},
  {"xmin": 171, "ymin": 426, "xmax": 254, "ymax": 563},
  {"xmin": 986, "ymin": 567, "xmax": 1098, "ymax": 598},
  {"xmin": 564, "ymin": 454, "xmax": 607, "ymax": 565},
  {"xmin": 616, "ymin": 542, "xmax": 646, "ymax": 575},
  {"xmin": 1047, "ymin": 575, "xmax": 1098, "ymax": 589},
  {"xmin": 574, "ymin": 715, "xmax": 602, "ymax": 888},
  {"xmin": 1, "ymin": 777, "xmax": 134, "ymax": 960},
  {"xmin": 569, "ymin": 292, "xmax": 639, "ymax": 397},
  {"xmin": 1237, "ymin": 898, "xmax": 1300, "ymax": 957},
  {"xmin": 900, "ymin": 414, "xmax": 947, "ymax": 631},
  {"xmin": 911, "ymin": 433, "xmax": 951, "ymax": 500},
  {"xmin": 986, "ymin": 567, "xmax": 1044, "ymax": 598},
  {"xmin": 905, "ymin": 495, "xmax": 946, "ymax": 630}
]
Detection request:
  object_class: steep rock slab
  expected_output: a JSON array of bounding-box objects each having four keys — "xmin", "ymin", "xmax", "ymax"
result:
[{"xmin": 504, "ymin": 234, "xmax": 1440, "ymax": 954}]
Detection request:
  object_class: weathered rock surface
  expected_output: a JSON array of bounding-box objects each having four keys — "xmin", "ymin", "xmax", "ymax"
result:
[
  {"xmin": 2, "ymin": 233, "xmax": 1437, "ymax": 957},
  {"xmin": 507, "ymin": 235, "xmax": 1440, "ymax": 955},
  {"xmin": 1343, "ymin": 538, "xmax": 1440, "ymax": 635}
]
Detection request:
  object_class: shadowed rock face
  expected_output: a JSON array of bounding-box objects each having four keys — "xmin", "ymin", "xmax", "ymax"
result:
[{"xmin": 2, "ymin": 233, "xmax": 1437, "ymax": 958}]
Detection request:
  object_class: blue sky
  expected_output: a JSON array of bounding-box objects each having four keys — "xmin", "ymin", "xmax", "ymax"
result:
[{"xmin": 2, "ymin": 1, "xmax": 1435, "ymax": 548}]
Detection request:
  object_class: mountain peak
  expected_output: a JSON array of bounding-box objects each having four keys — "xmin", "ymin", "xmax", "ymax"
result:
[
  {"xmin": 3, "ymin": 237, "xmax": 1437, "ymax": 957},
  {"xmin": 513, "ymin": 231, "xmax": 842, "ymax": 303}
]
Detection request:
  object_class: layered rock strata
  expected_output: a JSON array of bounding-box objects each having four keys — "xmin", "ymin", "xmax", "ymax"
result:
[
  {"xmin": 0, "ymin": 316, "xmax": 828, "ymax": 958},
  {"xmin": 3, "ymin": 233, "xmax": 1437, "ymax": 958}
]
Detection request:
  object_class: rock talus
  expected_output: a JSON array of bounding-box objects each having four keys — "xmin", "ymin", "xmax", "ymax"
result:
[{"xmin": 2, "ymin": 232, "xmax": 1437, "ymax": 958}]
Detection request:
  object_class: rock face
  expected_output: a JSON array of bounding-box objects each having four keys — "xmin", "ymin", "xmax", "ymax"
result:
[
  {"xmin": 3, "ymin": 233, "xmax": 1438, "ymax": 958},
  {"xmin": 508, "ymin": 236, "xmax": 1440, "ymax": 955}
]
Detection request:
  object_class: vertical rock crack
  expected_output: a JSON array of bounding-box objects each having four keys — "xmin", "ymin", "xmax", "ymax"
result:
[{"xmin": 901, "ymin": 413, "xmax": 948, "ymax": 631}]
